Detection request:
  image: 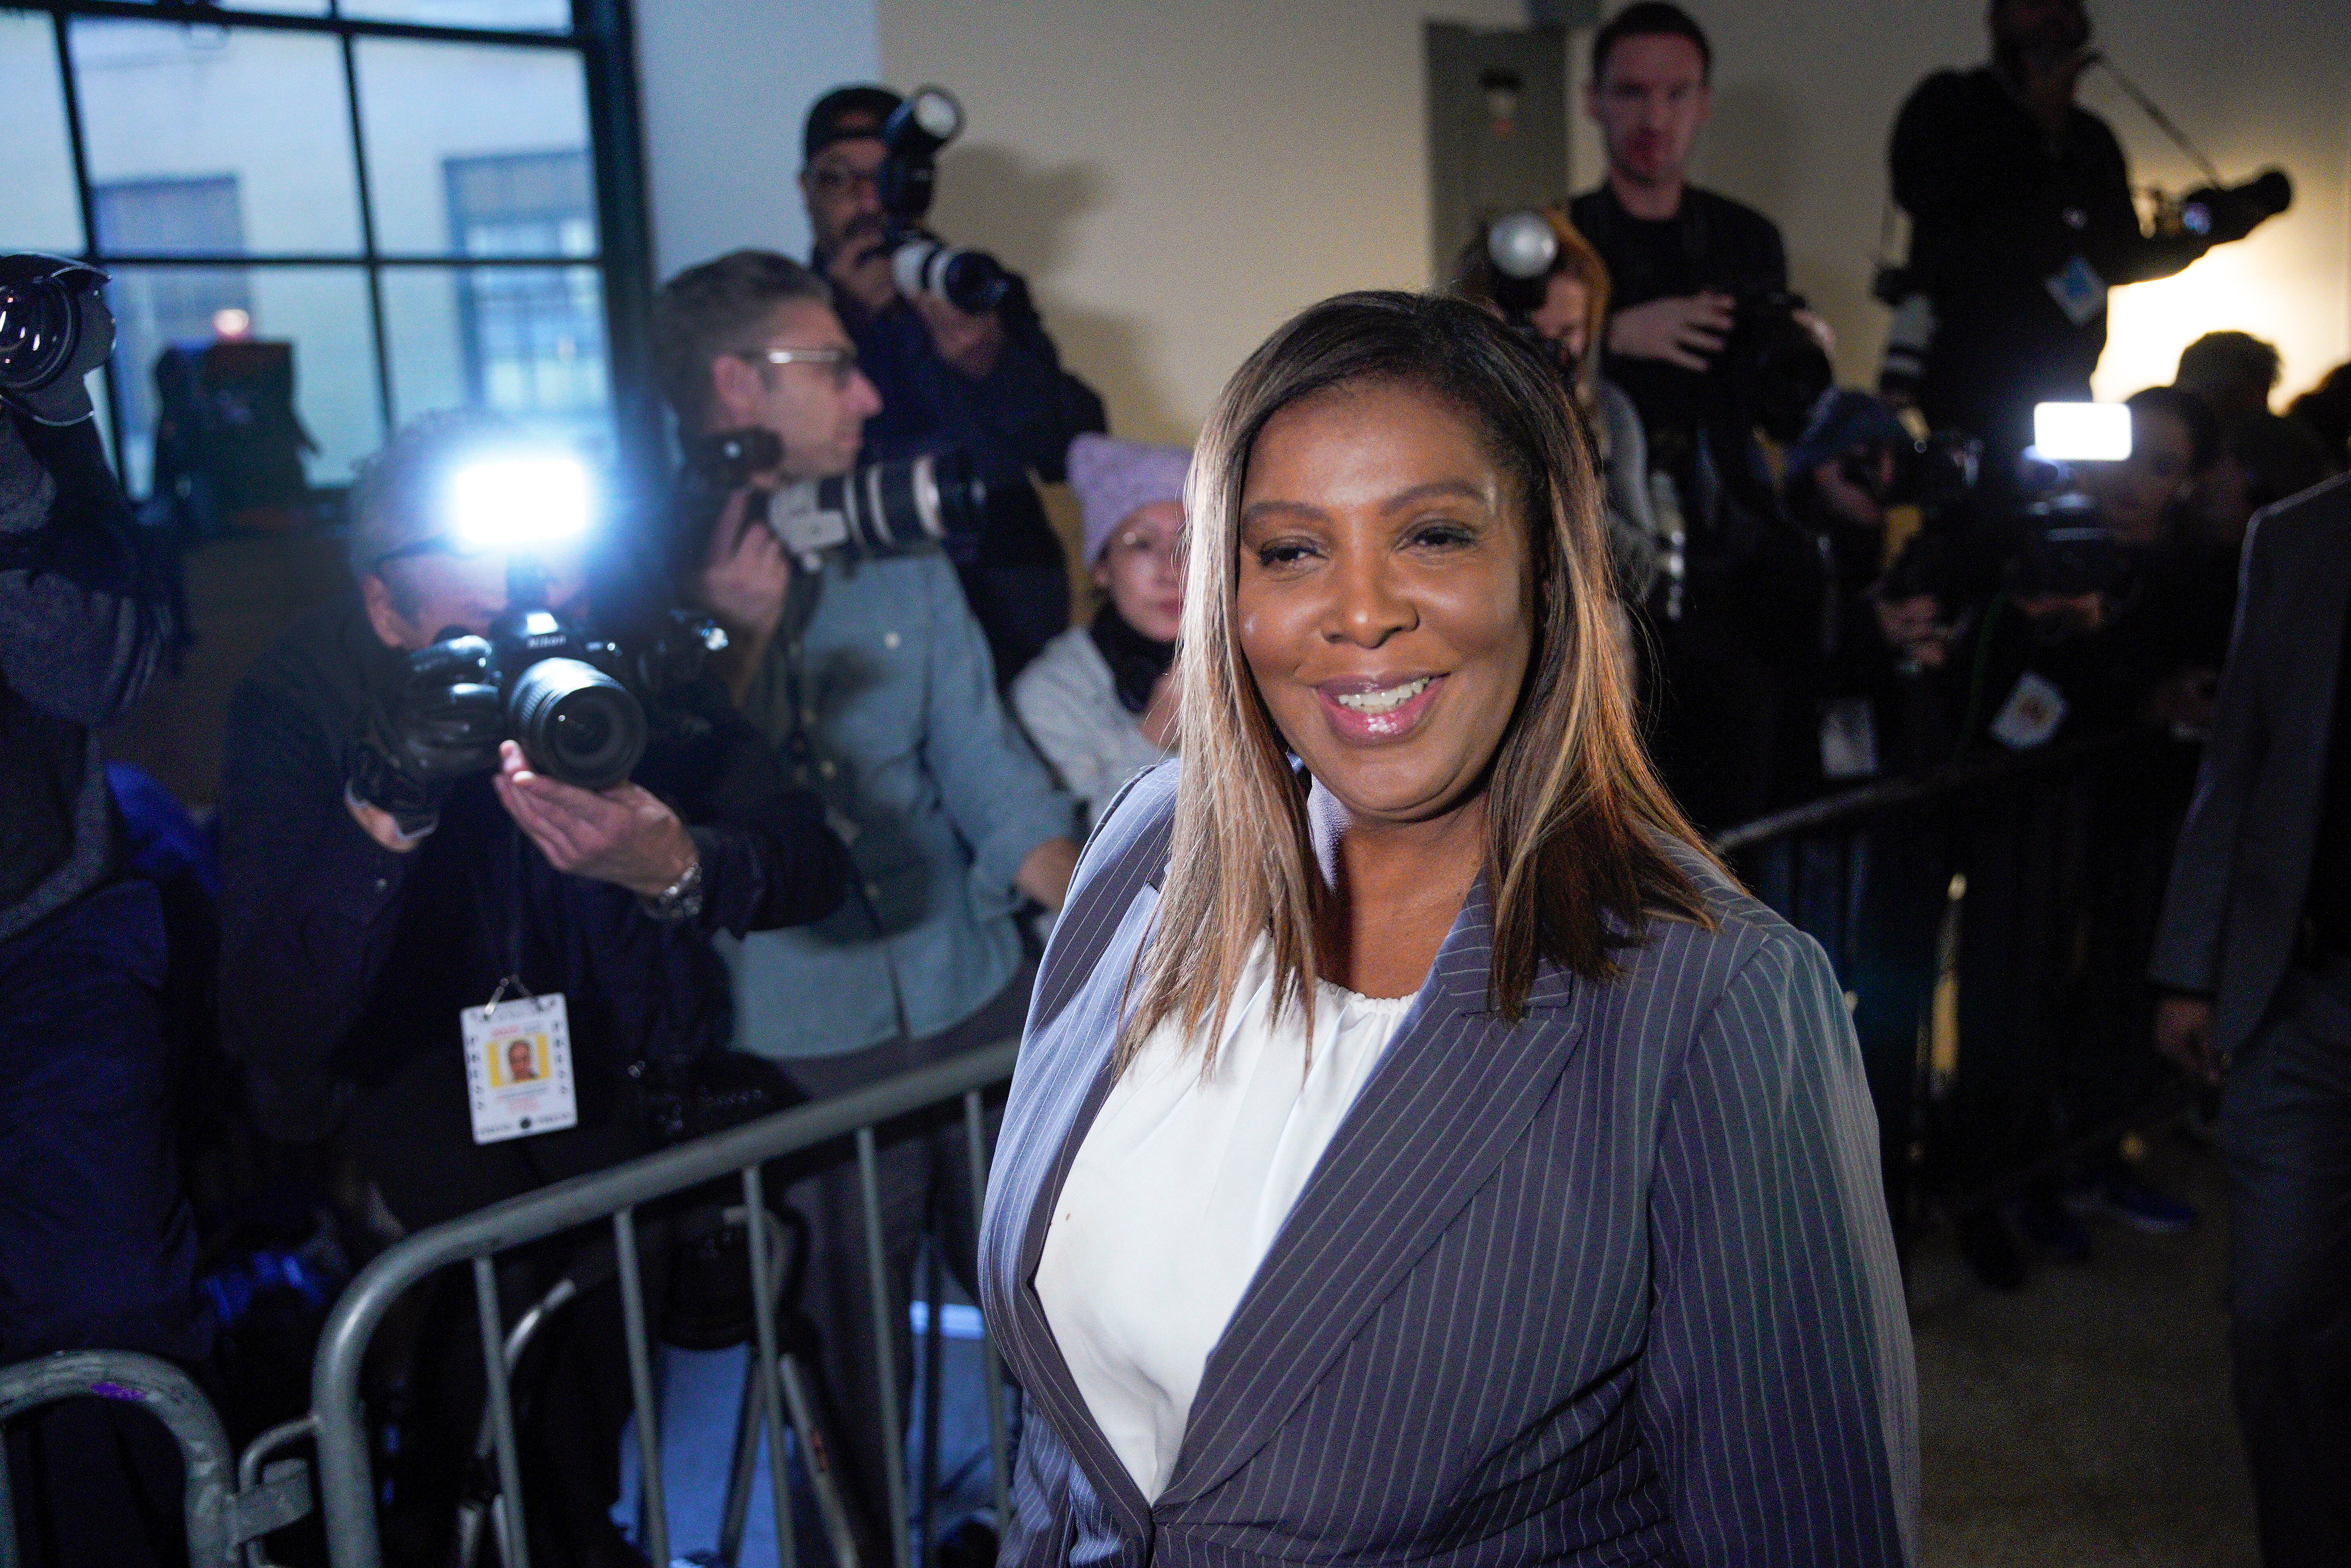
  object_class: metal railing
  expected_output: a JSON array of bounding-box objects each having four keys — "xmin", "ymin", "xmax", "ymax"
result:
[
  {"xmin": 0, "ymin": 1039, "xmax": 1019, "ymax": 1568},
  {"xmin": 0, "ymin": 1350, "xmax": 312, "ymax": 1568},
  {"xmin": 1711, "ymin": 728, "xmax": 2192, "ymax": 1228}
]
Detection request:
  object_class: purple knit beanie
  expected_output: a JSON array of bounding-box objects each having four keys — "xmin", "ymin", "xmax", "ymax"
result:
[{"xmin": 1067, "ymin": 433, "xmax": 1191, "ymax": 563}]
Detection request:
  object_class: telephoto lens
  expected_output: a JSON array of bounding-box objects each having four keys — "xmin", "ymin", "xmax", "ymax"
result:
[
  {"xmin": 766, "ymin": 450, "xmax": 989, "ymax": 567},
  {"xmin": 891, "ymin": 237, "xmax": 1011, "ymax": 315},
  {"xmin": 505, "ymin": 657, "xmax": 647, "ymax": 792}
]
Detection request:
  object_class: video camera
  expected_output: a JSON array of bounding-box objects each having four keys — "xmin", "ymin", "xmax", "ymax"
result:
[
  {"xmin": 684, "ymin": 427, "xmax": 989, "ymax": 572},
  {"xmin": 877, "ymin": 87, "xmax": 1011, "ymax": 314},
  {"xmin": 1879, "ymin": 404, "xmax": 2137, "ymax": 605},
  {"xmin": 0, "ymin": 254, "xmax": 113, "ymax": 427}
]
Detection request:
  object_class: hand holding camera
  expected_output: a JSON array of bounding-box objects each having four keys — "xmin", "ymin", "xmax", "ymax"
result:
[
  {"xmin": 490, "ymin": 741, "xmax": 700, "ymax": 903},
  {"xmin": 1608, "ymin": 291, "xmax": 1736, "ymax": 373},
  {"xmin": 346, "ymin": 637, "xmax": 505, "ymax": 840}
]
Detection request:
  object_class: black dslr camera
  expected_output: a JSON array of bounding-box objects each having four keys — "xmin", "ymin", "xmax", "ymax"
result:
[
  {"xmin": 682, "ymin": 427, "xmax": 988, "ymax": 571},
  {"xmin": 0, "ymin": 254, "xmax": 113, "ymax": 427},
  {"xmin": 876, "ymin": 86, "xmax": 1012, "ymax": 314},
  {"xmin": 1711, "ymin": 290, "xmax": 1834, "ymax": 444}
]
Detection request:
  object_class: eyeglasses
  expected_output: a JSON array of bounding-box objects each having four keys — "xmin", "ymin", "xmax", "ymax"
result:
[
  {"xmin": 743, "ymin": 347, "xmax": 862, "ymax": 390},
  {"xmin": 1105, "ymin": 530, "xmax": 1182, "ymax": 570},
  {"xmin": 806, "ymin": 166, "xmax": 880, "ymax": 198}
]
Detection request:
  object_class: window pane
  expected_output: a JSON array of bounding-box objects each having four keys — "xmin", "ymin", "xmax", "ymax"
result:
[
  {"xmin": 354, "ymin": 37, "xmax": 596, "ymax": 257},
  {"xmin": 381, "ymin": 265, "xmax": 608, "ymax": 441},
  {"xmin": 71, "ymin": 19, "xmax": 365, "ymax": 257},
  {"xmin": 0, "ymin": 13, "xmax": 85, "ymax": 251},
  {"xmin": 341, "ymin": 1, "xmax": 574, "ymax": 37},
  {"xmin": 107, "ymin": 265, "xmax": 382, "ymax": 505}
]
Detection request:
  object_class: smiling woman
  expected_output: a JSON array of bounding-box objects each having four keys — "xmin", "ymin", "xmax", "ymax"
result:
[{"xmin": 979, "ymin": 292, "xmax": 1920, "ymax": 1567}]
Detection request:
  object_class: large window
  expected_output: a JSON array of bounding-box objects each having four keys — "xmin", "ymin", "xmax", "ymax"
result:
[{"xmin": 0, "ymin": 0, "xmax": 650, "ymax": 499}]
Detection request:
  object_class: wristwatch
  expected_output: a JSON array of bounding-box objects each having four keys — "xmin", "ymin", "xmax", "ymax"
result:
[{"xmin": 640, "ymin": 853, "xmax": 705, "ymax": 924}]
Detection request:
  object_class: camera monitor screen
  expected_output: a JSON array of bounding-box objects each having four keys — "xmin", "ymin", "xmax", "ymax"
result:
[{"xmin": 2033, "ymin": 403, "xmax": 2133, "ymax": 463}]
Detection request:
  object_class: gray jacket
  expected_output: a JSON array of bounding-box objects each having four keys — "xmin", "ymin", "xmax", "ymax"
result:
[
  {"xmin": 2152, "ymin": 475, "xmax": 2351, "ymax": 1054},
  {"xmin": 980, "ymin": 761, "xmax": 1918, "ymax": 1568},
  {"xmin": 722, "ymin": 550, "xmax": 1074, "ymax": 1058}
]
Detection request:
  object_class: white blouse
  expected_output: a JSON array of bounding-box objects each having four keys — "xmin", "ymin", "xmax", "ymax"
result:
[{"xmin": 1033, "ymin": 942, "xmax": 1414, "ymax": 1502}]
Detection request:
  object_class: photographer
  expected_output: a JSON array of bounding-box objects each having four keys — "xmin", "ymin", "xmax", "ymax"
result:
[
  {"xmin": 1570, "ymin": 4, "xmax": 1817, "ymax": 474},
  {"xmin": 800, "ymin": 84, "xmax": 1108, "ymax": 681},
  {"xmin": 216, "ymin": 410, "xmax": 847, "ymax": 1561},
  {"xmin": 1887, "ymin": 0, "xmax": 2281, "ymax": 462},
  {"xmin": 1, "ymin": 259, "xmax": 205, "ymax": 1568},
  {"xmin": 652, "ymin": 249, "xmax": 1078, "ymax": 1559},
  {"xmin": 1566, "ymin": 5, "xmax": 1836, "ymax": 831}
]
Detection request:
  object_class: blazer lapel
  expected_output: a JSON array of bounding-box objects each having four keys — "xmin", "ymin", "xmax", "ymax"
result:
[
  {"xmin": 988, "ymin": 880, "xmax": 1164, "ymax": 1537},
  {"xmin": 1156, "ymin": 879, "xmax": 1591, "ymax": 1510}
]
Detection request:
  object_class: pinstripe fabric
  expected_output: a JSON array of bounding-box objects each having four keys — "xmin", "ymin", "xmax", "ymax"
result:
[{"xmin": 980, "ymin": 762, "xmax": 1919, "ymax": 1567}]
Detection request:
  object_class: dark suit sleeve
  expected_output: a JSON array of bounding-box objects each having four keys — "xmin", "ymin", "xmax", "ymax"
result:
[
  {"xmin": 970, "ymin": 278, "xmax": 1108, "ymax": 483},
  {"xmin": 657, "ymin": 685, "xmax": 849, "ymax": 937},
  {"xmin": 1640, "ymin": 930, "xmax": 1919, "ymax": 1565},
  {"xmin": 216, "ymin": 660, "xmax": 419, "ymax": 1136},
  {"xmin": 2150, "ymin": 511, "xmax": 2277, "ymax": 994},
  {"xmin": 0, "ymin": 415, "xmax": 175, "ymax": 728}
]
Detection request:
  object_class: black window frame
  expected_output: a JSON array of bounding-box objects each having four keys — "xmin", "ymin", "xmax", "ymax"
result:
[{"xmin": 7, "ymin": 0, "xmax": 659, "ymax": 494}]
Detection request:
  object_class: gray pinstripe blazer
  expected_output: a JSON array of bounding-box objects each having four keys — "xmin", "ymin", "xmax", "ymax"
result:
[{"xmin": 979, "ymin": 762, "xmax": 1919, "ymax": 1567}]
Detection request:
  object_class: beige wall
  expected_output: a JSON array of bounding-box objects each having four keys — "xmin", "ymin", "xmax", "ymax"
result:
[
  {"xmin": 878, "ymin": 0, "xmax": 1526, "ymax": 442},
  {"xmin": 862, "ymin": 0, "xmax": 2349, "ymax": 441}
]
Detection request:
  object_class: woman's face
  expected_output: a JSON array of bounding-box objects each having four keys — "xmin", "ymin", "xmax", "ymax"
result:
[
  {"xmin": 2084, "ymin": 407, "xmax": 2195, "ymax": 546},
  {"xmin": 1091, "ymin": 499, "xmax": 1185, "ymax": 644},
  {"xmin": 1236, "ymin": 379, "xmax": 1533, "ymax": 828},
  {"xmin": 1531, "ymin": 274, "xmax": 1590, "ymax": 364}
]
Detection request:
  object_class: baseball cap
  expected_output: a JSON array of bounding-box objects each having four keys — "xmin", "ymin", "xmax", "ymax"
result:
[{"xmin": 804, "ymin": 85, "xmax": 903, "ymax": 163}]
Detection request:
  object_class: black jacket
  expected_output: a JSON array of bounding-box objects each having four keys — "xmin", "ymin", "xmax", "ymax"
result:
[
  {"xmin": 217, "ymin": 587, "xmax": 847, "ymax": 1228},
  {"xmin": 0, "ymin": 414, "xmax": 175, "ymax": 946},
  {"xmin": 1892, "ymin": 67, "xmax": 2208, "ymax": 454}
]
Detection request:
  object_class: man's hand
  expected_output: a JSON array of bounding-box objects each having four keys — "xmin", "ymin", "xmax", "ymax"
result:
[
  {"xmin": 1873, "ymin": 593, "xmax": 1951, "ymax": 669},
  {"xmin": 1608, "ymin": 292, "xmax": 1735, "ymax": 373},
  {"xmin": 1015, "ymin": 836, "xmax": 1081, "ymax": 913},
  {"xmin": 347, "ymin": 637, "xmax": 503, "ymax": 838},
  {"xmin": 912, "ymin": 291, "xmax": 1006, "ymax": 381},
  {"xmin": 1812, "ymin": 458, "xmax": 1885, "ymax": 530},
  {"xmin": 492, "ymin": 741, "xmax": 699, "ymax": 900},
  {"xmin": 695, "ymin": 487, "xmax": 790, "ymax": 642},
  {"xmin": 2155, "ymin": 994, "xmax": 2222, "ymax": 1087}
]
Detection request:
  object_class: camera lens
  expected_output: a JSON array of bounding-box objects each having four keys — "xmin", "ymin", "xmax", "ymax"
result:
[
  {"xmin": 506, "ymin": 656, "xmax": 646, "ymax": 792},
  {"xmin": 0, "ymin": 277, "xmax": 74, "ymax": 394}
]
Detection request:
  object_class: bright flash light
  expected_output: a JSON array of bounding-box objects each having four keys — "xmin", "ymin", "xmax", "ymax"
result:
[
  {"xmin": 2033, "ymin": 402, "xmax": 2132, "ymax": 463},
  {"xmin": 448, "ymin": 454, "xmax": 591, "ymax": 554}
]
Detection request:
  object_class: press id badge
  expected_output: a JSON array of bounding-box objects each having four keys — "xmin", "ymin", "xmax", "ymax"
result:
[
  {"xmin": 461, "ymin": 988, "xmax": 577, "ymax": 1145},
  {"xmin": 2044, "ymin": 255, "xmax": 2108, "ymax": 327},
  {"xmin": 1990, "ymin": 670, "xmax": 2069, "ymax": 751}
]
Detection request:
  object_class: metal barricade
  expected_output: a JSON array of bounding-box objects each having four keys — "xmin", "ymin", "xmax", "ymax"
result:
[
  {"xmin": 1712, "ymin": 729, "xmax": 2194, "ymax": 1227},
  {"xmin": 0, "ymin": 1350, "xmax": 313, "ymax": 1568},
  {"xmin": 0, "ymin": 1041, "xmax": 1023, "ymax": 1568},
  {"xmin": 299, "ymin": 1038, "xmax": 1020, "ymax": 1568}
]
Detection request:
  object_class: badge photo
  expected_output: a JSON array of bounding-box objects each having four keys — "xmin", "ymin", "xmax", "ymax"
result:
[{"xmin": 461, "ymin": 990, "xmax": 579, "ymax": 1145}]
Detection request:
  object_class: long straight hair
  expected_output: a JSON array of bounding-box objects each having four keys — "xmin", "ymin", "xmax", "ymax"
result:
[{"xmin": 1119, "ymin": 291, "xmax": 1717, "ymax": 1070}]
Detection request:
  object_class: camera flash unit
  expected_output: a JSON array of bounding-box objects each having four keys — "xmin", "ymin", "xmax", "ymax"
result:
[
  {"xmin": 449, "ymin": 453, "xmax": 593, "ymax": 554},
  {"xmin": 2032, "ymin": 403, "xmax": 2133, "ymax": 463}
]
